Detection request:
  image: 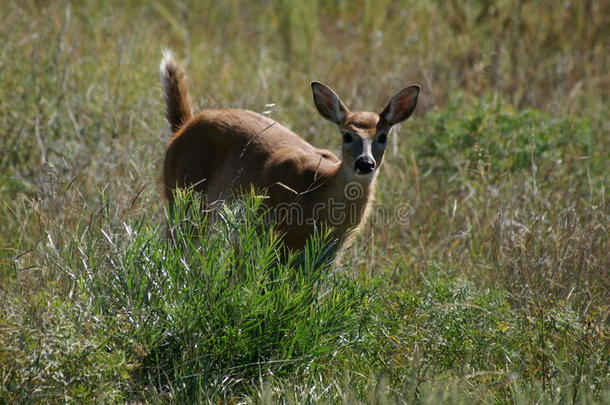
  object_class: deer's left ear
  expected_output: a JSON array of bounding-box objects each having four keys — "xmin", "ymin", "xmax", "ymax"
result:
[{"xmin": 379, "ymin": 85, "xmax": 420, "ymax": 127}]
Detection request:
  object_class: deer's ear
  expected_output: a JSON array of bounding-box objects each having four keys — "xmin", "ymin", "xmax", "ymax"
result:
[
  {"xmin": 311, "ymin": 81, "xmax": 350, "ymax": 125},
  {"xmin": 379, "ymin": 85, "xmax": 420, "ymax": 127}
]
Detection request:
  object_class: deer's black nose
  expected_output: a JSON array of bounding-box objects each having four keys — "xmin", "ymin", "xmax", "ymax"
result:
[{"xmin": 355, "ymin": 156, "xmax": 376, "ymax": 174}]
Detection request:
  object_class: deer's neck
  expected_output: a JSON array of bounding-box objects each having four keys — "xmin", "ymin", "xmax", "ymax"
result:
[{"xmin": 322, "ymin": 162, "xmax": 378, "ymax": 228}]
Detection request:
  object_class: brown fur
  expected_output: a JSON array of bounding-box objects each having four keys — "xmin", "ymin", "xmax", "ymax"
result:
[{"xmin": 160, "ymin": 53, "xmax": 419, "ymax": 251}]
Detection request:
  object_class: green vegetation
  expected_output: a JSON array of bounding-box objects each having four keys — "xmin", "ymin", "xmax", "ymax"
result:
[{"xmin": 1, "ymin": 0, "xmax": 608, "ymax": 403}]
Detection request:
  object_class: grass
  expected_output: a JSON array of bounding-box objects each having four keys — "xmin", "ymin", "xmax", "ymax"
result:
[{"xmin": 1, "ymin": 0, "xmax": 608, "ymax": 403}]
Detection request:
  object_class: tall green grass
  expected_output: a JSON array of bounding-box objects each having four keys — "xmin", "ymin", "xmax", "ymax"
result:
[
  {"xmin": 2, "ymin": 193, "xmax": 607, "ymax": 403},
  {"xmin": 92, "ymin": 192, "xmax": 370, "ymax": 396}
]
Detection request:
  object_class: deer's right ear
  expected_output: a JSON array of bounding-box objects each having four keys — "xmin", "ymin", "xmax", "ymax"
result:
[{"xmin": 311, "ymin": 81, "xmax": 349, "ymax": 125}]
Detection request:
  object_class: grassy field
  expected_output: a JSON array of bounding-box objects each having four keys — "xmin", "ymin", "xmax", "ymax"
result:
[{"xmin": 1, "ymin": 0, "xmax": 608, "ymax": 403}]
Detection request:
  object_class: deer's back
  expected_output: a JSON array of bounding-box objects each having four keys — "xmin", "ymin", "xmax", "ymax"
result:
[{"xmin": 163, "ymin": 108, "xmax": 340, "ymax": 203}]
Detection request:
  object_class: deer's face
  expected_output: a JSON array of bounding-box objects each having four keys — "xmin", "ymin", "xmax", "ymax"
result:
[
  {"xmin": 311, "ymin": 81, "xmax": 420, "ymax": 178},
  {"xmin": 339, "ymin": 112, "xmax": 387, "ymax": 177}
]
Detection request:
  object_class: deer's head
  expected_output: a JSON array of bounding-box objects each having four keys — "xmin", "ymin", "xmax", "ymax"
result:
[{"xmin": 311, "ymin": 81, "xmax": 420, "ymax": 178}]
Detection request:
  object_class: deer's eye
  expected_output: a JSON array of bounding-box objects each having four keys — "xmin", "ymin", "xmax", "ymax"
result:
[
  {"xmin": 343, "ymin": 133, "xmax": 353, "ymax": 143},
  {"xmin": 377, "ymin": 133, "xmax": 387, "ymax": 144}
]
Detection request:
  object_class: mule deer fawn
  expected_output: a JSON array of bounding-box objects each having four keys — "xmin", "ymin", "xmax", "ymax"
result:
[{"xmin": 160, "ymin": 51, "xmax": 419, "ymax": 251}]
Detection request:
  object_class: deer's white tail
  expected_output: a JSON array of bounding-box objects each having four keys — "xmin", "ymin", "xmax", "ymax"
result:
[{"xmin": 160, "ymin": 50, "xmax": 192, "ymax": 133}]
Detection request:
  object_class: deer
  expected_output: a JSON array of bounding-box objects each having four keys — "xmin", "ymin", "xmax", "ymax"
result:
[{"xmin": 160, "ymin": 50, "xmax": 420, "ymax": 252}]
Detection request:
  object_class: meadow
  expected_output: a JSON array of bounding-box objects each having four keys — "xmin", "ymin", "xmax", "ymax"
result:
[{"xmin": 0, "ymin": 0, "xmax": 608, "ymax": 403}]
